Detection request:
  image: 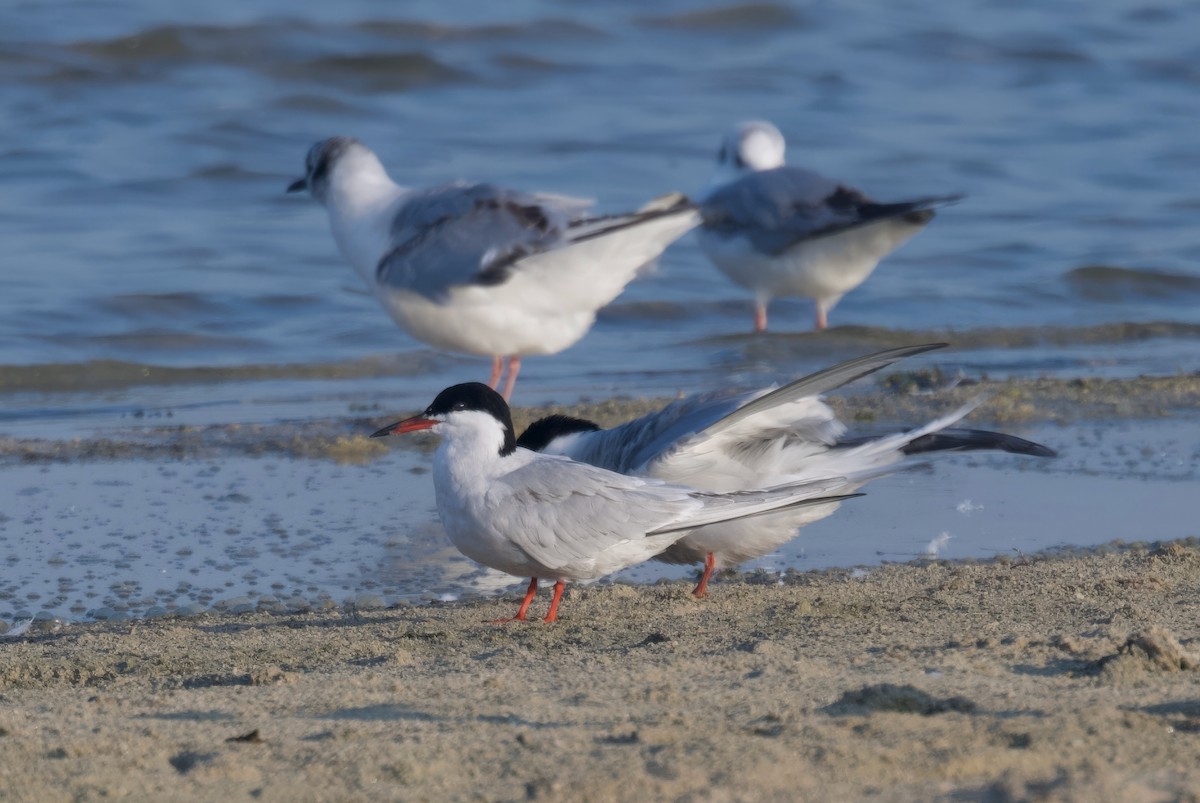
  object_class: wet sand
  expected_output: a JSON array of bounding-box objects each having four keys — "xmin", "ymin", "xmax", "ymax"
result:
[
  {"xmin": 2, "ymin": 541, "xmax": 1199, "ymax": 801},
  {"xmin": 5, "ymin": 371, "xmax": 1200, "ymax": 464},
  {"xmin": 1, "ymin": 375, "xmax": 1197, "ymax": 800}
]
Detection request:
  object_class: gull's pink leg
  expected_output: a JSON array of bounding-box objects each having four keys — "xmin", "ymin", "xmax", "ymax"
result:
[
  {"xmin": 754, "ymin": 302, "xmax": 768, "ymax": 333},
  {"xmin": 692, "ymin": 552, "xmax": 716, "ymax": 598},
  {"xmin": 543, "ymin": 580, "xmax": 566, "ymax": 623},
  {"xmin": 492, "ymin": 577, "xmax": 538, "ymax": 623},
  {"xmin": 815, "ymin": 303, "xmax": 828, "ymax": 331},
  {"xmin": 487, "ymin": 356, "xmax": 504, "ymax": 389},
  {"xmin": 500, "ymin": 355, "xmax": 522, "ymax": 401}
]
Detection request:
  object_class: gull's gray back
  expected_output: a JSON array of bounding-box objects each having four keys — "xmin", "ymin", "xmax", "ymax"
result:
[
  {"xmin": 700, "ymin": 166, "xmax": 865, "ymax": 255},
  {"xmin": 376, "ymin": 183, "xmax": 586, "ymax": 300}
]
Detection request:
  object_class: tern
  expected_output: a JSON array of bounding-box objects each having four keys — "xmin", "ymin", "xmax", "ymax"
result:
[
  {"xmin": 289, "ymin": 137, "xmax": 700, "ymax": 399},
  {"xmin": 371, "ymin": 382, "xmax": 861, "ymax": 622},
  {"xmin": 516, "ymin": 344, "xmax": 1056, "ymax": 597},
  {"xmin": 697, "ymin": 120, "xmax": 962, "ymax": 332}
]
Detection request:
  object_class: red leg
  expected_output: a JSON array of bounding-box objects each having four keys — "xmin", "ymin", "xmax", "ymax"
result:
[
  {"xmin": 543, "ymin": 580, "xmax": 566, "ymax": 623},
  {"xmin": 500, "ymin": 355, "xmax": 521, "ymax": 402},
  {"xmin": 486, "ymin": 356, "xmax": 503, "ymax": 389},
  {"xmin": 692, "ymin": 552, "xmax": 716, "ymax": 598},
  {"xmin": 492, "ymin": 577, "xmax": 538, "ymax": 623},
  {"xmin": 754, "ymin": 301, "xmax": 768, "ymax": 333},
  {"xmin": 815, "ymin": 303, "xmax": 828, "ymax": 331}
]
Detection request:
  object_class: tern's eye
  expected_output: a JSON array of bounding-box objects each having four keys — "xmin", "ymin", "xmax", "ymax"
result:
[{"xmin": 452, "ymin": 401, "xmax": 467, "ymax": 411}]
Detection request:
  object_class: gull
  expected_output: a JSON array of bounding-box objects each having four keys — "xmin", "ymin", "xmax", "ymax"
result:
[
  {"xmin": 697, "ymin": 120, "xmax": 963, "ymax": 332},
  {"xmin": 289, "ymin": 137, "xmax": 700, "ymax": 399},
  {"xmin": 370, "ymin": 382, "xmax": 859, "ymax": 622},
  {"xmin": 516, "ymin": 344, "xmax": 1056, "ymax": 597}
]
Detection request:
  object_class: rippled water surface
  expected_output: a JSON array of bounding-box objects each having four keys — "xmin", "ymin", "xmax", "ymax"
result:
[
  {"xmin": 2, "ymin": 0, "xmax": 1199, "ymax": 413},
  {"xmin": 1, "ymin": 1, "xmax": 1198, "ymax": 621}
]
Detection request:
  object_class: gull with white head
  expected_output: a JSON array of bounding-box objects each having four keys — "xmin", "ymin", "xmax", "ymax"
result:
[
  {"xmin": 289, "ymin": 137, "xmax": 699, "ymax": 399},
  {"xmin": 698, "ymin": 120, "xmax": 962, "ymax": 332}
]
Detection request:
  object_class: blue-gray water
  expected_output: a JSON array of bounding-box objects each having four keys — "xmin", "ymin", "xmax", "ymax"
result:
[
  {"xmin": 1, "ymin": 1, "xmax": 1198, "ymax": 622},
  {"xmin": 3, "ymin": 0, "xmax": 1200, "ymax": 420},
  {"xmin": 1, "ymin": 419, "xmax": 1196, "ymax": 624}
]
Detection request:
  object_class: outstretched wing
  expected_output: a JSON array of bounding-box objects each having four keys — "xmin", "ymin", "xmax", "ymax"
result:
[
  {"xmin": 700, "ymin": 344, "xmax": 948, "ymax": 439},
  {"xmin": 547, "ymin": 387, "xmax": 759, "ymax": 475},
  {"xmin": 540, "ymin": 345, "xmax": 950, "ymax": 490},
  {"xmin": 638, "ymin": 345, "xmax": 949, "ymax": 483}
]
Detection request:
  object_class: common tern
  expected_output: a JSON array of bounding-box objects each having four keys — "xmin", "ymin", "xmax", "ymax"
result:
[
  {"xmin": 697, "ymin": 121, "xmax": 962, "ymax": 332},
  {"xmin": 289, "ymin": 137, "xmax": 699, "ymax": 399},
  {"xmin": 371, "ymin": 382, "xmax": 860, "ymax": 622},
  {"xmin": 517, "ymin": 344, "xmax": 1056, "ymax": 597}
]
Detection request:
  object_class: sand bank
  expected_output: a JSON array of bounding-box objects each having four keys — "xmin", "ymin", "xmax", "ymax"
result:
[{"xmin": 2, "ymin": 541, "xmax": 1198, "ymax": 801}]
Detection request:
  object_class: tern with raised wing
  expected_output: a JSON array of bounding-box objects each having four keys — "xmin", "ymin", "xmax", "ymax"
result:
[
  {"xmin": 289, "ymin": 137, "xmax": 699, "ymax": 399},
  {"xmin": 698, "ymin": 121, "xmax": 962, "ymax": 332},
  {"xmin": 517, "ymin": 344, "xmax": 1056, "ymax": 597},
  {"xmin": 371, "ymin": 383, "xmax": 860, "ymax": 622}
]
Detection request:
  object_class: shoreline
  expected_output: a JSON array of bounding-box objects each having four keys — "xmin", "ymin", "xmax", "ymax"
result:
[
  {"xmin": 3, "ymin": 372, "xmax": 1199, "ymax": 465},
  {"xmin": 1, "ymin": 375, "xmax": 1196, "ymax": 799},
  {"xmin": 2, "ymin": 540, "xmax": 1198, "ymax": 799}
]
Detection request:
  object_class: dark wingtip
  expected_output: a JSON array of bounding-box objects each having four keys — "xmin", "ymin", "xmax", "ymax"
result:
[
  {"xmin": 1018, "ymin": 442, "xmax": 1058, "ymax": 459},
  {"xmin": 900, "ymin": 429, "xmax": 1058, "ymax": 458},
  {"xmin": 287, "ymin": 178, "xmax": 307, "ymax": 194}
]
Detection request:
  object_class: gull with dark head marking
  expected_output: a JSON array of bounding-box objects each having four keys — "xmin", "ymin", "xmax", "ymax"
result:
[
  {"xmin": 289, "ymin": 137, "xmax": 699, "ymax": 399},
  {"xmin": 517, "ymin": 344, "xmax": 1056, "ymax": 597},
  {"xmin": 698, "ymin": 120, "xmax": 963, "ymax": 332},
  {"xmin": 370, "ymin": 382, "xmax": 859, "ymax": 623}
]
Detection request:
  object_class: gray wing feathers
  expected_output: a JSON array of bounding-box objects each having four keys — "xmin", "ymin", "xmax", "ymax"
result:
[
  {"xmin": 565, "ymin": 389, "xmax": 761, "ymax": 474},
  {"xmin": 564, "ymin": 344, "xmax": 949, "ymax": 475},
  {"xmin": 701, "ymin": 166, "xmax": 959, "ymax": 255},
  {"xmin": 490, "ymin": 458, "xmax": 697, "ymax": 570},
  {"xmin": 648, "ymin": 477, "xmax": 856, "ymax": 535},
  {"xmin": 702, "ymin": 343, "xmax": 949, "ymax": 438},
  {"xmin": 376, "ymin": 183, "xmax": 583, "ymax": 300},
  {"xmin": 488, "ymin": 460, "xmax": 854, "ymax": 568},
  {"xmin": 701, "ymin": 166, "xmax": 848, "ymax": 254}
]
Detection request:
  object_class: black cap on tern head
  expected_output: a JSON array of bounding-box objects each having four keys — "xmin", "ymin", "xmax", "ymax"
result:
[
  {"xmin": 426, "ymin": 382, "xmax": 517, "ymax": 455},
  {"xmin": 287, "ymin": 136, "xmax": 360, "ymax": 198}
]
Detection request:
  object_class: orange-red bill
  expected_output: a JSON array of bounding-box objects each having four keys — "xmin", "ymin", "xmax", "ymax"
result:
[{"xmin": 370, "ymin": 416, "xmax": 437, "ymax": 438}]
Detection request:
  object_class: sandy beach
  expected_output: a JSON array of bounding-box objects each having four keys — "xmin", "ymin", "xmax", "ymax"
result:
[
  {"xmin": 2, "ymin": 539, "xmax": 1198, "ymax": 801},
  {"xmin": 1, "ymin": 376, "xmax": 1198, "ymax": 800},
  {"xmin": 5, "ymin": 0, "xmax": 1200, "ymax": 796}
]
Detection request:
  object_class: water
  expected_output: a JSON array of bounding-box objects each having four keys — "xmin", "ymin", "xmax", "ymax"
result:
[
  {"xmin": 2, "ymin": 419, "xmax": 1196, "ymax": 623},
  {"xmin": 2, "ymin": 1, "xmax": 1199, "ymax": 409},
  {"xmin": 1, "ymin": 1, "xmax": 1198, "ymax": 621}
]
